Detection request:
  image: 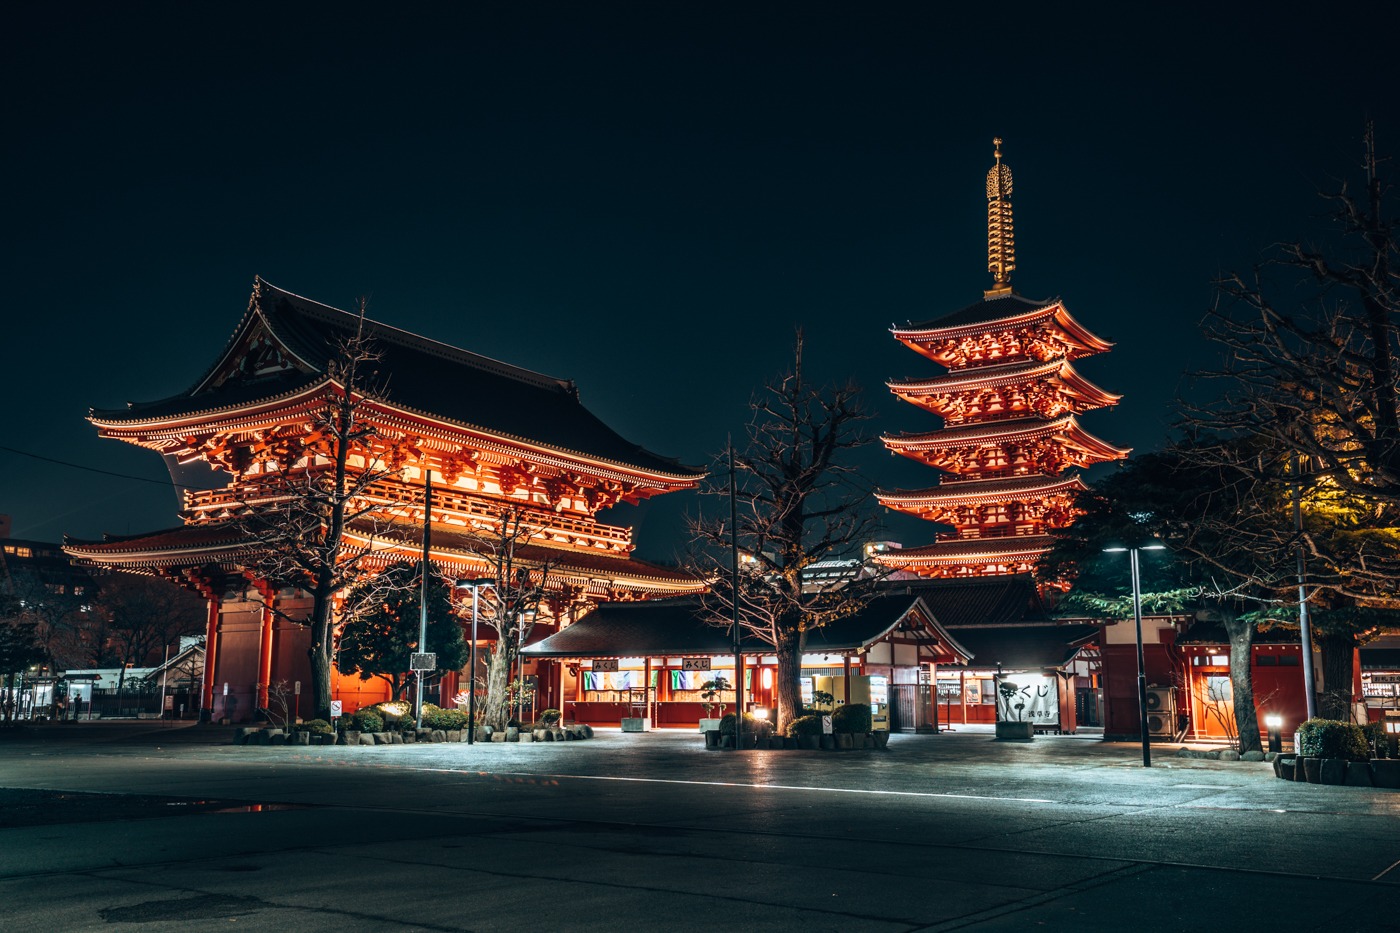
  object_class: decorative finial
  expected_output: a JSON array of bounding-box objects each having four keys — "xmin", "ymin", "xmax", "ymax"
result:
[{"xmin": 985, "ymin": 137, "xmax": 1016, "ymax": 297}]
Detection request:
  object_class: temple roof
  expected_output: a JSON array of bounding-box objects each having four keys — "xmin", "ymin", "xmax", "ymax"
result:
[
  {"xmin": 64, "ymin": 519, "xmax": 699, "ymax": 592},
  {"xmin": 902, "ymin": 574, "xmax": 1051, "ymax": 627},
  {"xmin": 883, "ymin": 415, "xmax": 1131, "ymax": 458},
  {"xmin": 891, "ymin": 295, "xmax": 1112, "ymax": 357},
  {"xmin": 904, "ymin": 293, "xmax": 1054, "ymax": 332},
  {"xmin": 873, "ymin": 534, "xmax": 1056, "ymax": 568},
  {"xmin": 944, "ymin": 623, "xmax": 1098, "ymax": 672},
  {"xmin": 90, "ymin": 278, "xmax": 703, "ymax": 481},
  {"xmin": 520, "ymin": 592, "xmax": 972, "ymax": 662},
  {"xmin": 877, "ymin": 474, "xmax": 1086, "ymax": 507},
  {"xmin": 888, "ymin": 359, "xmax": 1121, "ymax": 410}
]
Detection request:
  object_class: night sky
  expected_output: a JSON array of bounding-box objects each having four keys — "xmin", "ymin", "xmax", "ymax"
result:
[{"xmin": 4, "ymin": 4, "xmax": 1397, "ymax": 560}]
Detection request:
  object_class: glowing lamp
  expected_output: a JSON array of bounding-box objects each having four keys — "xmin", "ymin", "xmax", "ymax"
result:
[
  {"xmin": 752, "ymin": 707, "xmax": 770, "ymax": 720},
  {"xmin": 1264, "ymin": 714, "xmax": 1283, "ymax": 754}
]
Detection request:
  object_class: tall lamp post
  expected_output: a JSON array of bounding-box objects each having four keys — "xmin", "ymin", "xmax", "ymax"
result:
[
  {"xmin": 1104, "ymin": 543, "xmax": 1165, "ymax": 767},
  {"xmin": 455, "ymin": 579, "xmax": 494, "ymax": 745}
]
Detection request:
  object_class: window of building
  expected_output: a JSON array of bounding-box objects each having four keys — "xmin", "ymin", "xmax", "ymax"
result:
[{"xmin": 16, "ymin": 547, "xmax": 32, "ymax": 558}]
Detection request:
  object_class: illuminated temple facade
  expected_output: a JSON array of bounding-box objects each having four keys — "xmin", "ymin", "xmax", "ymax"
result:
[
  {"xmin": 65, "ymin": 279, "xmax": 704, "ymax": 720},
  {"xmin": 877, "ymin": 141, "xmax": 1128, "ymax": 578}
]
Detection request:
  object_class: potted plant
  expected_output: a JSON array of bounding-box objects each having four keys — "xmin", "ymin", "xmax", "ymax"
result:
[
  {"xmin": 699, "ymin": 676, "xmax": 730, "ymax": 733},
  {"xmin": 995, "ymin": 680, "xmax": 1035, "ymax": 740}
]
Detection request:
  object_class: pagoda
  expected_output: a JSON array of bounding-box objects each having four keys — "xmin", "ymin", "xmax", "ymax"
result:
[
  {"xmin": 876, "ymin": 140, "xmax": 1128, "ymax": 578},
  {"xmin": 65, "ymin": 278, "xmax": 704, "ymax": 720}
]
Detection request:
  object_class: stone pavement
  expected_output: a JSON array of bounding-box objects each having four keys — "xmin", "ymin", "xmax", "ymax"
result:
[{"xmin": 1, "ymin": 724, "xmax": 1397, "ymax": 932}]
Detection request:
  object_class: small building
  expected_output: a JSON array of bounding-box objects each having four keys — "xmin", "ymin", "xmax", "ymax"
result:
[{"xmin": 522, "ymin": 592, "xmax": 973, "ymax": 730}]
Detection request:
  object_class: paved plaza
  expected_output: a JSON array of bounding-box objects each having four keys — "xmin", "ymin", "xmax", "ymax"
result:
[{"xmin": 1, "ymin": 723, "xmax": 1398, "ymax": 932}]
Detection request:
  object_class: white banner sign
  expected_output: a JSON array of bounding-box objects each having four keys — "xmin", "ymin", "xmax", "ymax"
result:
[{"xmin": 994, "ymin": 674, "xmax": 1058, "ymax": 723}]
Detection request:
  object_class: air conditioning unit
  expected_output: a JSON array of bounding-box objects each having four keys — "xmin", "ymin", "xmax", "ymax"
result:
[{"xmin": 1145, "ymin": 686, "xmax": 1177, "ymax": 736}]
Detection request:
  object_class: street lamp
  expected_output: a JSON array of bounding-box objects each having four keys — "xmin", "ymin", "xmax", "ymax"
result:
[
  {"xmin": 455, "ymin": 578, "xmax": 494, "ymax": 745},
  {"xmin": 1264, "ymin": 714, "xmax": 1283, "ymax": 754},
  {"xmin": 1104, "ymin": 543, "xmax": 1166, "ymax": 767}
]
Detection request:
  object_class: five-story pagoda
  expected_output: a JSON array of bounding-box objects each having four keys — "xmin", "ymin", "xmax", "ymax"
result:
[{"xmin": 876, "ymin": 140, "xmax": 1128, "ymax": 578}]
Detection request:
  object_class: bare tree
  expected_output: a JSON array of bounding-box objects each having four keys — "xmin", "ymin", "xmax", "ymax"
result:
[
  {"xmin": 688, "ymin": 331, "xmax": 879, "ymax": 733},
  {"xmin": 91, "ymin": 572, "xmax": 206, "ymax": 670},
  {"xmin": 456, "ymin": 507, "xmax": 556, "ymax": 729},
  {"xmin": 1187, "ymin": 126, "xmax": 1400, "ymax": 716},
  {"xmin": 234, "ymin": 301, "xmax": 408, "ymax": 721}
]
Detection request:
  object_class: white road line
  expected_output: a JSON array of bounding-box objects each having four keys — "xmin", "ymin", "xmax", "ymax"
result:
[{"xmin": 416, "ymin": 768, "xmax": 1057, "ymax": 804}]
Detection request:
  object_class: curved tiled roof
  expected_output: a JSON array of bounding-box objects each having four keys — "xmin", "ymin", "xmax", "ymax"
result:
[
  {"xmin": 521, "ymin": 593, "xmax": 972, "ymax": 661},
  {"xmin": 91, "ymin": 279, "xmax": 703, "ymax": 481},
  {"xmin": 877, "ymin": 475, "xmax": 1086, "ymax": 506}
]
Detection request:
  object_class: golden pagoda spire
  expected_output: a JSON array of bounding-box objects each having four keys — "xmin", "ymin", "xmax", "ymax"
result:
[{"xmin": 985, "ymin": 137, "xmax": 1016, "ymax": 298}]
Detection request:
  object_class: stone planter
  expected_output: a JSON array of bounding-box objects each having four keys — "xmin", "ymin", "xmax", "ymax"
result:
[
  {"xmin": 698, "ymin": 718, "xmax": 723, "ymax": 733},
  {"xmin": 819, "ymin": 734, "xmax": 835, "ymax": 750},
  {"xmin": 704, "ymin": 730, "xmax": 722, "ymax": 750},
  {"xmin": 797, "ymin": 735, "xmax": 820, "ymax": 750},
  {"xmin": 1302, "ymin": 757, "xmax": 1322, "ymax": 782},
  {"xmin": 343, "ymin": 730, "xmax": 360, "ymax": 746},
  {"xmin": 620, "ymin": 717, "xmax": 650, "ymax": 733},
  {"xmin": 995, "ymin": 721, "xmax": 1035, "ymax": 741},
  {"xmin": 1344, "ymin": 761, "xmax": 1373, "ymax": 787},
  {"xmin": 1320, "ymin": 758, "xmax": 1347, "ymax": 785},
  {"xmin": 1274, "ymin": 756, "xmax": 1295, "ymax": 780},
  {"xmin": 872, "ymin": 731, "xmax": 890, "ymax": 750},
  {"xmin": 1371, "ymin": 759, "xmax": 1400, "ymax": 789},
  {"xmin": 835, "ymin": 733, "xmax": 854, "ymax": 750}
]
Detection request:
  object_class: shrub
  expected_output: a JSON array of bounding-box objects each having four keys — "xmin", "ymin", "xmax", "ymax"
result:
[
  {"xmin": 785, "ymin": 714, "xmax": 824, "ymax": 737},
  {"xmin": 370, "ymin": 701, "xmax": 412, "ymax": 727},
  {"xmin": 831, "ymin": 703, "xmax": 872, "ymax": 734},
  {"xmin": 1363, "ymin": 721, "xmax": 1388, "ymax": 758},
  {"xmin": 423, "ymin": 707, "xmax": 470, "ymax": 730},
  {"xmin": 538, "ymin": 708, "xmax": 562, "ymax": 725},
  {"xmin": 719, "ymin": 712, "xmax": 773, "ymax": 737},
  {"xmin": 349, "ymin": 709, "xmax": 384, "ymax": 734},
  {"xmin": 1297, "ymin": 718, "xmax": 1368, "ymax": 760},
  {"xmin": 297, "ymin": 719, "xmax": 333, "ymax": 735}
]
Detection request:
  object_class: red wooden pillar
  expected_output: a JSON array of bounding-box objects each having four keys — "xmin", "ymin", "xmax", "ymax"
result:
[
  {"xmin": 257, "ymin": 601, "xmax": 274, "ymax": 710},
  {"xmin": 643, "ymin": 657, "xmax": 653, "ymax": 722},
  {"xmin": 200, "ymin": 596, "xmax": 219, "ymax": 719}
]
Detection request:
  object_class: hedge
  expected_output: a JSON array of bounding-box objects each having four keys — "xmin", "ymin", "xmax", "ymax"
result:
[{"xmin": 1296, "ymin": 718, "xmax": 1368, "ymax": 761}]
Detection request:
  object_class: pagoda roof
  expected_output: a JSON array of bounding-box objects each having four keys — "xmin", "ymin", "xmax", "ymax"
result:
[
  {"xmin": 888, "ymin": 359, "xmax": 1121, "ymax": 409},
  {"xmin": 520, "ymin": 592, "xmax": 972, "ymax": 663},
  {"xmin": 89, "ymin": 278, "xmax": 703, "ymax": 482},
  {"xmin": 892, "ymin": 295, "xmax": 1112, "ymax": 355},
  {"xmin": 882, "ymin": 415, "xmax": 1131, "ymax": 459},
  {"xmin": 873, "ymin": 534, "xmax": 1056, "ymax": 568},
  {"xmin": 877, "ymin": 475, "xmax": 1086, "ymax": 508}
]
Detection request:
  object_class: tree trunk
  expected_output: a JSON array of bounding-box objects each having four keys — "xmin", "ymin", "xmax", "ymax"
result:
[
  {"xmin": 1317, "ymin": 631, "xmax": 1357, "ymax": 721},
  {"xmin": 307, "ymin": 584, "xmax": 334, "ymax": 721},
  {"xmin": 1222, "ymin": 614, "xmax": 1262, "ymax": 754},
  {"xmin": 482, "ymin": 641, "xmax": 511, "ymax": 728},
  {"xmin": 774, "ymin": 629, "xmax": 803, "ymax": 733}
]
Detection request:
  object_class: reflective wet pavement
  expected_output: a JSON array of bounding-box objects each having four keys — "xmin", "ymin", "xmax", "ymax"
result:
[{"xmin": 1, "ymin": 724, "xmax": 1397, "ymax": 931}]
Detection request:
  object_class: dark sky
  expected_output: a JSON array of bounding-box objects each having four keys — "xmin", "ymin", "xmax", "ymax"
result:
[{"xmin": 4, "ymin": 3, "xmax": 1397, "ymax": 559}]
